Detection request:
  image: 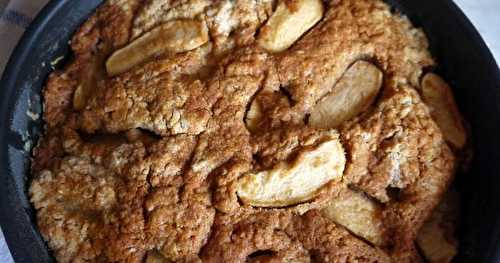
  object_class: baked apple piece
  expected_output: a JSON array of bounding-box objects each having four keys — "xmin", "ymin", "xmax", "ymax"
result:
[
  {"xmin": 322, "ymin": 189, "xmax": 386, "ymax": 246},
  {"xmin": 421, "ymin": 73, "xmax": 467, "ymax": 149},
  {"xmin": 417, "ymin": 190, "xmax": 459, "ymax": 263},
  {"xmin": 73, "ymin": 46, "xmax": 109, "ymax": 110},
  {"xmin": 237, "ymin": 131, "xmax": 345, "ymax": 207},
  {"xmin": 106, "ymin": 19, "xmax": 209, "ymax": 76},
  {"xmin": 310, "ymin": 61, "xmax": 383, "ymax": 129},
  {"xmin": 245, "ymin": 99, "xmax": 263, "ymax": 132},
  {"xmin": 257, "ymin": 0, "xmax": 324, "ymax": 52}
]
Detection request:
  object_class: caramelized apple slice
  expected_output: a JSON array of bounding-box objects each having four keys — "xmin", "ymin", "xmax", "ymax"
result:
[
  {"xmin": 257, "ymin": 0, "xmax": 324, "ymax": 52},
  {"xmin": 421, "ymin": 73, "xmax": 467, "ymax": 149},
  {"xmin": 322, "ymin": 189, "xmax": 385, "ymax": 246},
  {"xmin": 106, "ymin": 19, "xmax": 209, "ymax": 76},
  {"xmin": 73, "ymin": 84, "xmax": 87, "ymax": 110},
  {"xmin": 73, "ymin": 46, "xmax": 109, "ymax": 110},
  {"xmin": 237, "ymin": 132, "xmax": 345, "ymax": 207},
  {"xmin": 310, "ymin": 61, "xmax": 383, "ymax": 129},
  {"xmin": 145, "ymin": 250, "xmax": 171, "ymax": 263},
  {"xmin": 417, "ymin": 190, "xmax": 459, "ymax": 263}
]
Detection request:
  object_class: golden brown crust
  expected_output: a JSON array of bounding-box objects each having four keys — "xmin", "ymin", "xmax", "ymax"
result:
[
  {"xmin": 339, "ymin": 83, "xmax": 456, "ymax": 259},
  {"xmin": 30, "ymin": 140, "xmax": 149, "ymax": 263},
  {"xmin": 202, "ymin": 210, "xmax": 392, "ymax": 263},
  {"xmin": 30, "ymin": 131, "xmax": 217, "ymax": 262},
  {"xmin": 277, "ymin": 0, "xmax": 434, "ymax": 117},
  {"xmin": 145, "ymin": 185, "xmax": 215, "ymax": 261},
  {"xmin": 201, "ymin": 211, "xmax": 310, "ymax": 263},
  {"xmin": 290, "ymin": 210, "xmax": 392, "ymax": 263},
  {"xmin": 43, "ymin": 1, "xmax": 141, "ymax": 128},
  {"xmin": 32, "ymin": 0, "xmax": 464, "ymax": 262},
  {"xmin": 341, "ymin": 84, "xmax": 454, "ymax": 203},
  {"xmin": 79, "ymin": 48, "xmax": 212, "ymax": 135}
]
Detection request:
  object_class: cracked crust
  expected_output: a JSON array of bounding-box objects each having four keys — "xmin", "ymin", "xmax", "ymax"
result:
[
  {"xmin": 31, "ymin": 0, "xmax": 465, "ymax": 262},
  {"xmin": 338, "ymin": 83, "xmax": 456, "ymax": 260},
  {"xmin": 202, "ymin": 210, "xmax": 391, "ymax": 263},
  {"xmin": 341, "ymin": 84, "xmax": 455, "ymax": 203},
  {"xmin": 30, "ymin": 139, "xmax": 149, "ymax": 263},
  {"xmin": 30, "ymin": 131, "xmax": 215, "ymax": 262}
]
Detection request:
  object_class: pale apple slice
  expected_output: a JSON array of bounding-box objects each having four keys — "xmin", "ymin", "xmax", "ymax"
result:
[
  {"xmin": 257, "ymin": 0, "xmax": 324, "ymax": 52},
  {"xmin": 106, "ymin": 19, "xmax": 209, "ymax": 76},
  {"xmin": 421, "ymin": 73, "xmax": 467, "ymax": 149},
  {"xmin": 237, "ymin": 132, "xmax": 345, "ymax": 207},
  {"xmin": 417, "ymin": 190, "xmax": 459, "ymax": 263},
  {"xmin": 322, "ymin": 189, "xmax": 385, "ymax": 246},
  {"xmin": 245, "ymin": 99, "xmax": 263, "ymax": 132},
  {"xmin": 309, "ymin": 61, "xmax": 383, "ymax": 129}
]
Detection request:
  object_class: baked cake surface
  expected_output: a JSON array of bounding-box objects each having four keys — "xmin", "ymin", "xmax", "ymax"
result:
[{"xmin": 30, "ymin": 0, "xmax": 467, "ymax": 262}]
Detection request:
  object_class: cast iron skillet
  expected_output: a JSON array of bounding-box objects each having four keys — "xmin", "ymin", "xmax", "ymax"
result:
[{"xmin": 1, "ymin": 0, "xmax": 500, "ymax": 262}]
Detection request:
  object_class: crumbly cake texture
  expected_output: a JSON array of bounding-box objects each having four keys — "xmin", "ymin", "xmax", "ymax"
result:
[{"xmin": 30, "ymin": 0, "xmax": 460, "ymax": 262}]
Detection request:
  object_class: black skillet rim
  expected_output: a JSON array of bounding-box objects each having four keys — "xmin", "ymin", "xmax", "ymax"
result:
[{"xmin": 1, "ymin": 0, "xmax": 500, "ymax": 262}]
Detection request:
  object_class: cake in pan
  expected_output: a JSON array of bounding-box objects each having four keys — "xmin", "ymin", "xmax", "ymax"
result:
[{"xmin": 29, "ymin": 0, "xmax": 467, "ymax": 262}]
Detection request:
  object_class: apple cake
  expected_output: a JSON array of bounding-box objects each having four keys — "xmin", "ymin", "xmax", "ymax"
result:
[{"xmin": 29, "ymin": 0, "xmax": 468, "ymax": 262}]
